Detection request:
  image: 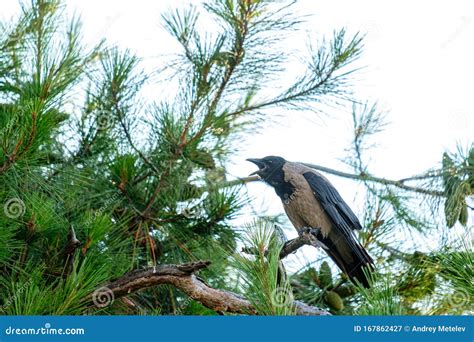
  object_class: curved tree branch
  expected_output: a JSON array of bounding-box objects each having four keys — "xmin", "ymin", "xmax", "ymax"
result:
[
  {"xmin": 302, "ymin": 162, "xmax": 444, "ymax": 197},
  {"xmin": 279, "ymin": 230, "xmax": 320, "ymax": 259},
  {"xmin": 88, "ymin": 261, "xmax": 330, "ymax": 316},
  {"xmin": 218, "ymin": 164, "xmax": 444, "ymax": 197}
]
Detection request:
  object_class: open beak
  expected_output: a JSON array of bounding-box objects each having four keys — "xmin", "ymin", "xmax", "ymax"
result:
[{"xmin": 246, "ymin": 158, "xmax": 265, "ymax": 176}]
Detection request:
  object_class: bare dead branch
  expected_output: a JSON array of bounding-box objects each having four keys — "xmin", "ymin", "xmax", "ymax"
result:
[
  {"xmin": 279, "ymin": 230, "xmax": 321, "ymax": 258},
  {"xmin": 88, "ymin": 261, "xmax": 330, "ymax": 316},
  {"xmin": 241, "ymin": 229, "xmax": 320, "ymax": 260},
  {"xmin": 219, "ymin": 164, "xmax": 444, "ymax": 197},
  {"xmin": 63, "ymin": 225, "xmax": 81, "ymax": 275}
]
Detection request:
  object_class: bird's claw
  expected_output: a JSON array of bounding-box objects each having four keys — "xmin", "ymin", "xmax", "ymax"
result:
[
  {"xmin": 300, "ymin": 226, "xmax": 321, "ymax": 237},
  {"xmin": 299, "ymin": 227, "xmax": 328, "ymax": 250}
]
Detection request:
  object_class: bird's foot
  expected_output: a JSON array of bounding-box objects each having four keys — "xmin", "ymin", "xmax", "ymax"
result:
[
  {"xmin": 299, "ymin": 227, "xmax": 328, "ymax": 250},
  {"xmin": 299, "ymin": 226, "xmax": 321, "ymax": 237}
]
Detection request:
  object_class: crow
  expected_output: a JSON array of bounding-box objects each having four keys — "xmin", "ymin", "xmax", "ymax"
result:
[{"xmin": 247, "ymin": 156, "xmax": 374, "ymax": 287}]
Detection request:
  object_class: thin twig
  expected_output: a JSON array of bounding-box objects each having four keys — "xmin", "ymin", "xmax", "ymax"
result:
[
  {"xmin": 302, "ymin": 162, "xmax": 444, "ymax": 197},
  {"xmin": 217, "ymin": 164, "xmax": 444, "ymax": 197},
  {"xmin": 141, "ymin": 6, "xmax": 252, "ymax": 217}
]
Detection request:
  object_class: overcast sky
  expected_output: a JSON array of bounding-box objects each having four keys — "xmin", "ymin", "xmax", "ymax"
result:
[{"xmin": 2, "ymin": 0, "xmax": 472, "ymax": 268}]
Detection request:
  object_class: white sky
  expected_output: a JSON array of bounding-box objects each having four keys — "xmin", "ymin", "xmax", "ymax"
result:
[{"xmin": 1, "ymin": 0, "xmax": 473, "ymax": 268}]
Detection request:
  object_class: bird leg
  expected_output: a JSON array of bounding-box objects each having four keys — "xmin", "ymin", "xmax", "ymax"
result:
[
  {"xmin": 241, "ymin": 225, "xmax": 325, "ymax": 284},
  {"xmin": 300, "ymin": 226, "xmax": 321, "ymax": 237},
  {"xmin": 300, "ymin": 226, "xmax": 329, "ymax": 250},
  {"xmin": 276, "ymin": 227, "xmax": 323, "ymax": 285},
  {"xmin": 241, "ymin": 225, "xmax": 325, "ymax": 259},
  {"xmin": 279, "ymin": 227, "xmax": 324, "ymax": 259}
]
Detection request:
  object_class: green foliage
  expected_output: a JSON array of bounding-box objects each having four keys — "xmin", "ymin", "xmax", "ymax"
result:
[
  {"xmin": 335, "ymin": 104, "xmax": 473, "ymax": 315},
  {"xmin": 0, "ymin": 258, "xmax": 111, "ymax": 315},
  {"xmin": 291, "ymin": 262, "xmax": 358, "ymax": 314},
  {"xmin": 0, "ymin": 0, "xmax": 471, "ymax": 317},
  {"xmin": 442, "ymin": 151, "xmax": 473, "ymax": 227},
  {"xmin": 232, "ymin": 220, "xmax": 296, "ymax": 315},
  {"xmin": 431, "ymin": 236, "xmax": 474, "ymax": 315},
  {"xmin": 318, "ymin": 261, "xmax": 333, "ymax": 289},
  {"xmin": 356, "ymin": 273, "xmax": 407, "ymax": 315},
  {"xmin": 397, "ymin": 252, "xmax": 437, "ymax": 304}
]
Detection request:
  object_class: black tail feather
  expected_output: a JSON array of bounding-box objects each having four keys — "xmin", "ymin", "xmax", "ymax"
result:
[{"xmin": 319, "ymin": 233, "xmax": 374, "ymax": 288}]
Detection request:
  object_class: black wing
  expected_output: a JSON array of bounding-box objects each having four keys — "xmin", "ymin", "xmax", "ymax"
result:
[
  {"xmin": 303, "ymin": 171, "xmax": 363, "ymax": 232},
  {"xmin": 303, "ymin": 172, "xmax": 362, "ymax": 229},
  {"xmin": 303, "ymin": 171, "xmax": 373, "ymax": 287}
]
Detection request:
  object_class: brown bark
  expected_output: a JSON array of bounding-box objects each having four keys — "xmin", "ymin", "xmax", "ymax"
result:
[{"xmin": 89, "ymin": 261, "xmax": 330, "ymax": 316}]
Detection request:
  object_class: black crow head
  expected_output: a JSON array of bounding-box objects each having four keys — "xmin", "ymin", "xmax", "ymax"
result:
[{"xmin": 246, "ymin": 156, "xmax": 286, "ymax": 183}]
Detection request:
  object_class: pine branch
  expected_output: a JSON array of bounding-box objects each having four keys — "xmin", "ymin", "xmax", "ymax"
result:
[
  {"xmin": 279, "ymin": 231, "xmax": 320, "ymax": 259},
  {"xmin": 112, "ymin": 84, "xmax": 160, "ymax": 176},
  {"xmin": 302, "ymin": 162, "xmax": 444, "ymax": 197},
  {"xmin": 219, "ymin": 164, "xmax": 444, "ymax": 197},
  {"xmin": 142, "ymin": 2, "xmax": 252, "ymax": 216},
  {"xmin": 242, "ymin": 228, "xmax": 320, "ymax": 259},
  {"xmin": 0, "ymin": 111, "xmax": 37, "ymax": 173},
  {"xmin": 218, "ymin": 175, "xmax": 260, "ymax": 187},
  {"xmin": 89, "ymin": 261, "xmax": 330, "ymax": 316}
]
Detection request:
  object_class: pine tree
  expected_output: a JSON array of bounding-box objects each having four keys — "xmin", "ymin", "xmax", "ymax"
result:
[{"xmin": 0, "ymin": 0, "xmax": 472, "ymax": 316}]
